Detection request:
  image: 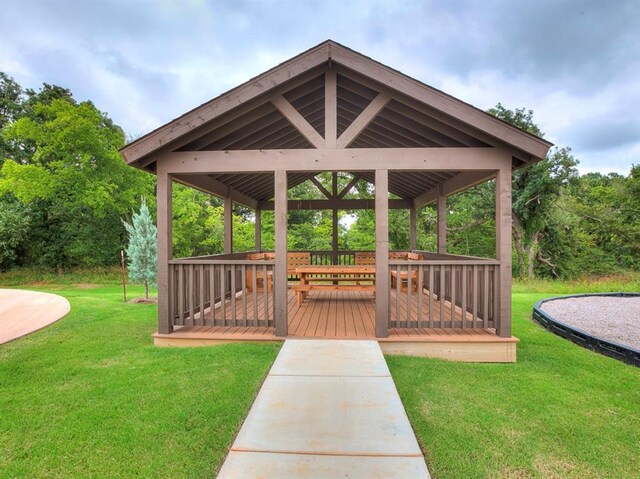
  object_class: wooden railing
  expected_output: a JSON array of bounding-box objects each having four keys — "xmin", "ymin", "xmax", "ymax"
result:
[
  {"xmin": 168, "ymin": 254, "xmax": 275, "ymax": 329},
  {"xmin": 388, "ymin": 257, "xmax": 499, "ymax": 330}
]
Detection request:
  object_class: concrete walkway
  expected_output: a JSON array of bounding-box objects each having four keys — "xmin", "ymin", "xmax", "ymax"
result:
[
  {"xmin": 0, "ymin": 289, "xmax": 70, "ymax": 345},
  {"xmin": 217, "ymin": 340, "xmax": 430, "ymax": 478}
]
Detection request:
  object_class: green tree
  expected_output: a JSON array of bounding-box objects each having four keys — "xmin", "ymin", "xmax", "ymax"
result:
[
  {"xmin": 487, "ymin": 104, "xmax": 578, "ymax": 278},
  {"xmin": 123, "ymin": 199, "xmax": 157, "ymax": 299}
]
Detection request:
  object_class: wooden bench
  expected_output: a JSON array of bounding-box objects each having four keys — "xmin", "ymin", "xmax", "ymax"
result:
[
  {"xmin": 245, "ymin": 252, "xmax": 311, "ymax": 292},
  {"xmin": 292, "ymin": 265, "xmax": 376, "ymax": 305},
  {"xmin": 390, "ymin": 252, "xmax": 423, "ymax": 292}
]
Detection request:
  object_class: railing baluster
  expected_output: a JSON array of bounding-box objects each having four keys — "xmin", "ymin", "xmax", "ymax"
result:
[
  {"xmin": 209, "ymin": 264, "xmax": 215, "ymax": 325},
  {"xmin": 241, "ymin": 264, "xmax": 247, "ymax": 327},
  {"xmin": 483, "ymin": 265, "xmax": 489, "ymax": 329},
  {"xmin": 461, "ymin": 265, "xmax": 467, "ymax": 329},
  {"xmin": 252, "ymin": 265, "xmax": 258, "ymax": 326},
  {"xmin": 451, "ymin": 265, "xmax": 457, "ymax": 327},
  {"xmin": 439, "ymin": 265, "xmax": 445, "ymax": 327},
  {"xmin": 262, "ymin": 263, "xmax": 268, "ymax": 327},
  {"xmin": 417, "ymin": 265, "xmax": 424, "ymax": 328},
  {"xmin": 198, "ymin": 265, "xmax": 205, "ymax": 326},
  {"xmin": 187, "ymin": 264, "xmax": 194, "ymax": 326},
  {"xmin": 428, "ymin": 265, "xmax": 434, "ymax": 328},
  {"xmin": 219, "ymin": 265, "xmax": 226, "ymax": 326},
  {"xmin": 230, "ymin": 265, "xmax": 237, "ymax": 326},
  {"xmin": 472, "ymin": 265, "xmax": 478, "ymax": 328},
  {"xmin": 406, "ymin": 264, "xmax": 411, "ymax": 327}
]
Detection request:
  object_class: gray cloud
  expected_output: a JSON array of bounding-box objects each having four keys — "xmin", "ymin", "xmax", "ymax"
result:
[{"xmin": 0, "ymin": 0, "xmax": 638, "ymax": 174}]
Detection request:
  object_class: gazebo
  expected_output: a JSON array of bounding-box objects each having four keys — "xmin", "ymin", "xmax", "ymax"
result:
[{"xmin": 120, "ymin": 41, "xmax": 551, "ymax": 362}]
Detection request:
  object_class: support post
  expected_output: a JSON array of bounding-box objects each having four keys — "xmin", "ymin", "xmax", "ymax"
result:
[
  {"xmin": 375, "ymin": 169, "xmax": 389, "ymax": 338},
  {"xmin": 496, "ymin": 166, "xmax": 512, "ymax": 337},
  {"xmin": 332, "ymin": 172, "xmax": 338, "ymax": 265},
  {"xmin": 274, "ymin": 170, "xmax": 288, "ymax": 337},
  {"xmin": 437, "ymin": 184, "xmax": 446, "ymax": 254},
  {"xmin": 409, "ymin": 206, "xmax": 417, "ymax": 250},
  {"xmin": 224, "ymin": 192, "xmax": 233, "ymax": 254},
  {"xmin": 254, "ymin": 206, "xmax": 262, "ymax": 252},
  {"xmin": 157, "ymin": 170, "xmax": 173, "ymax": 334}
]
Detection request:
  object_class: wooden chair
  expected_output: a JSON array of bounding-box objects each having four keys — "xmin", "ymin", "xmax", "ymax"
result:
[{"xmin": 287, "ymin": 252, "xmax": 311, "ymax": 279}]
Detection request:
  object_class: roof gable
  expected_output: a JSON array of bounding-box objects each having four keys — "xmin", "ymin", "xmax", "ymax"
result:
[{"xmin": 120, "ymin": 40, "xmax": 552, "ymax": 170}]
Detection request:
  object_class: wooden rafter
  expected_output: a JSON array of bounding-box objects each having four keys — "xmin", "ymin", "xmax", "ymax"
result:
[
  {"xmin": 309, "ymin": 176, "xmax": 332, "ymax": 198},
  {"xmin": 336, "ymin": 93, "xmax": 391, "ymax": 148},
  {"xmin": 337, "ymin": 174, "xmax": 362, "ymax": 199},
  {"xmin": 271, "ymin": 95, "xmax": 324, "ymax": 148}
]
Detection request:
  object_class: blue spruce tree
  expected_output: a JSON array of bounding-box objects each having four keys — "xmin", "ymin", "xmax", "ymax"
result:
[{"xmin": 123, "ymin": 198, "xmax": 157, "ymax": 299}]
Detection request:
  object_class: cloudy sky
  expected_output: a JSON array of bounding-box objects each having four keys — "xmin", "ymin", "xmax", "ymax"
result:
[{"xmin": 1, "ymin": 0, "xmax": 638, "ymax": 174}]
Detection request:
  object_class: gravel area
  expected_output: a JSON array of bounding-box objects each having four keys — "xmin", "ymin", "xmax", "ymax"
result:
[{"xmin": 541, "ymin": 295, "xmax": 640, "ymax": 350}]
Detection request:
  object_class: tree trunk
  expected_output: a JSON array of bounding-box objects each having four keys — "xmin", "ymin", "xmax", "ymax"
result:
[
  {"xmin": 144, "ymin": 280, "xmax": 149, "ymax": 299},
  {"xmin": 526, "ymin": 233, "xmax": 541, "ymax": 280},
  {"xmin": 512, "ymin": 218, "xmax": 526, "ymax": 278}
]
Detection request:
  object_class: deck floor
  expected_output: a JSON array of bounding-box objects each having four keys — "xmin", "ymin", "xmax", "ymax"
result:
[{"xmin": 171, "ymin": 289, "xmax": 498, "ymax": 341}]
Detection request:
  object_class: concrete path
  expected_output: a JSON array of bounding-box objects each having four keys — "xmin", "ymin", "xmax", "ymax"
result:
[
  {"xmin": 0, "ymin": 289, "xmax": 70, "ymax": 345},
  {"xmin": 217, "ymin": 339, "xmax": 430, "ymax": 478}
]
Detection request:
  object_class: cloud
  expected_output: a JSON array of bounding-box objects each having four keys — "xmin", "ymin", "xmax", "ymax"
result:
[{"xmin": 0, "ymin": 0, "xmax": 638, "ymax": 174}]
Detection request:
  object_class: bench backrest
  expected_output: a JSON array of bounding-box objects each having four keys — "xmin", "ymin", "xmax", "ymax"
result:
[
  {"xmin": 287, "ymin": 252, "xmax": 310, "ymax": 269},
  {"xmin": 354, "ymin": 252, "xmax": 376, "ymax": 265}
]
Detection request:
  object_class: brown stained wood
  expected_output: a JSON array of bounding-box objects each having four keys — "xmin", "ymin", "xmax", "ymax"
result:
[
  {"xmin": 336, "ymin": 92, "xmax": 391, "ymax": 148},
  {"xmin": 158, "ymin": 147, "xmax": 511, "ymax": 174},
  {"xmin": 496, "ymin": 166, "xmax": 512, "ymax": 337},
  {"xmin": 156, "ymin": 172, "xmax": 173, "ymax": 334},
  {"xmin": 274, "ymin": 170, "xmax": 288, "ymax": 336},
  {"xmin": 255, "ymin": 207, "xmax": 261, "ymax": 251},
  {"xmin": 375, "ymin": 169, "xmax": 390, "ymax": 338},
  {"xmin": 325, "ymin": 69, "xmax": 337, "ymax": 148},
  {"xmin": 437, "ymin": 184, "xmax": 446, "ymax": 254},
  {"xmin": 271, "ymin": 95, "xmax": 325, "ymax": 148}
]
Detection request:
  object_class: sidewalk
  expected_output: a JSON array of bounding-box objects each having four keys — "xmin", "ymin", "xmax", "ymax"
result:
[{"xmin": 217, "ymin": 339, "xmax": 430, "ymax": 478}]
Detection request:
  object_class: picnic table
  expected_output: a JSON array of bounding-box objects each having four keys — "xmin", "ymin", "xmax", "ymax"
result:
[{"xmin": 292, "ymin": 265, "xmax": 376, "ymax": 305}]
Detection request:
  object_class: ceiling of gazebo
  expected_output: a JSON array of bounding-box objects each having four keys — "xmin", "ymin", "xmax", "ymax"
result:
[{"xmin": 121, "ymin": 40, "xmax": 552, "ymax": 207}]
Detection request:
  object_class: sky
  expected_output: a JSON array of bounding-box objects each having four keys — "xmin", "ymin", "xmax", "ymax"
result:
[{"xmin": 1, "ymin": 0, "xmax": 638, "ymax": 175}]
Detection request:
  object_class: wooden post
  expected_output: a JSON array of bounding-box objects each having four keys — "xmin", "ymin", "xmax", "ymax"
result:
[
  {"xmin": 409, "ymin": 206, "xmax": 417, "ymax": 250},
  {"xmin": 437, "ymin": 184, "xmax": 446, "ymax": 254},
  {"xmin": 496, "ymin": 166, "xmax": 512, "ymax": 337},
  {"xmin": 274, "ymin": 170, "xmax": 288, "ymax": 337},
  {"xmin": 325, "ymin": 69, "xmax": 337, "ymax": 148},
  {"xmin": 255, "ymin": 206, "xmax": 262, "ymax": 251},
  {"xmin": 224, "ymin": 192, "xmax": 233, "ymax": 254},
  {"xmin": 332, "ymin": 172, "xmax": 338, "ymax": 265},
  {"xmin": 375, "ymin": 169, "xmax": 389, "ymax": 338},
  {"xmin": 157, "ymin": 170, "xmax": 173, "ymax": 334}
]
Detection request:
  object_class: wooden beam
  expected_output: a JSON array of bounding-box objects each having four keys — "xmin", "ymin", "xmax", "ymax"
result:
[
  {"xmin": 336, "ymin": 93, "xmax": 391, "ymax": 148},
  {"xmin": 413, "ymin": 170, "xmax": 498, "ymax": 208},
  {"xmin": 258, "ymin": 198, "xmax": 412, "ymax": 210},
  {"xmin": 409, "ymin": 206, "xmax": 417, "ymax": 250},
  {"xmin": 255, "ymin": 206, "xmax": 261, "ymax": 251},
  {"xmin": 157, "ymin": 171, "xmax": 173, "ymax": 334},
  {"xmin": 437, "ymin": 185, "xmax": 446, "ymax": 254},
  {"xmin": 496, "ymin": 166, "xmax": 512, "ymax": 338},
  {"xmin": 375, "ymin": 169, "xmax": 389, "ymax": 338},
  {"xmin": 337, "ymin": 174, "xmax": 361, "ymax": 199},
  {"xmin": 173, "ymin": 174, "xmax": 257, "ymax": 209},
  {"xmin": 309, "ymin": 176, "xmax": 332, "ymax": 198},
  {"xmin": 121, "ymin": 44, "xmax": 330, "ymax": 164},
  {"xmin": 274, "ymin": 170, "xmax": 288, "ymax": 337},
  {"xmin": 325, "ymin": 69, "xmax": 337, "ymax": 148},
  {"xmin": 159, "ymin": 147, "xmax": 511, "ymax": 174},
  {"xmin": 332, "ymin": 172, "xmax": 338, "ymax": 265},
  {"xmin": 329, "ymin": 46, "xmax": 552, "ymax": 159},
  {"xmin": 223, "ymin": 193, "xmax": 233, "ymax": 254},
  {"xmin": 271, "ymin": 95, "xmax": 324, "ymax": 148}
]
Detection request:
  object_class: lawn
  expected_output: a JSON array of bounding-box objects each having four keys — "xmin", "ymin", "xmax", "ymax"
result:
[
  {"xmin": 387, "ymin": 282, "xmax": 640, "ymax": 479},
  {"xmin": 0, "ymin": 284, "xmax": 281, "ymax": 479}
]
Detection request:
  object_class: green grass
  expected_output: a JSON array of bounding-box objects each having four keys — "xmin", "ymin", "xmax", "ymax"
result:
[
  {"xmin": 387, "ymin": 290, "xmax": 640, "ymax": 479},
  {"xmin": 0, "ymin": 285, "xmax": 280, "ymax": 479}
]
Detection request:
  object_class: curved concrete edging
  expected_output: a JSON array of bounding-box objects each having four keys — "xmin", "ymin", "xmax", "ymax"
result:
[
  {"xmin": 0, "ymin": 289, "xmax": 71, "ymax": 345},
  {"xmin": 532, "ymin": 292, "xmax": 640, "ymax": 367}
]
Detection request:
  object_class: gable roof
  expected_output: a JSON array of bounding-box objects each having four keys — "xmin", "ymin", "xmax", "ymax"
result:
[{"xmin": 120, "ymin": 40, "xmax": 552, "ymax": 171}]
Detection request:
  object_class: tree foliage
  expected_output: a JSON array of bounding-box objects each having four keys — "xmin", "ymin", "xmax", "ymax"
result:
[{"xmin": 123, "ymin": 199, "xmax": 157, "ymax": 298}]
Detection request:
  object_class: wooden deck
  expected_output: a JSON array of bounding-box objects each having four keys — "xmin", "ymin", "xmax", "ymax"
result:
[{"xmin": 155, "ymin": 289, "xmax": 517, "ymax": 362}]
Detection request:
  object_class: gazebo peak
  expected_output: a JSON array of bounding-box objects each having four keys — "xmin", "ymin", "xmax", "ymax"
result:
[{"xmin": 120, "ymin": 40, "xmax": 551, "ymax": 169}]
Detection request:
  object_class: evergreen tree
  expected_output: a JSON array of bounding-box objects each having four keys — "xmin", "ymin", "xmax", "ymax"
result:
[{"xmin": 123, "ymin": 199, "xmax": 157, "ymax": 299}]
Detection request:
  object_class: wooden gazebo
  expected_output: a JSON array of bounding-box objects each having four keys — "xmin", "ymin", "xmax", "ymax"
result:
[{"xmin": 120, "ymin": 41, "xmax": 551, "ymax": 362}]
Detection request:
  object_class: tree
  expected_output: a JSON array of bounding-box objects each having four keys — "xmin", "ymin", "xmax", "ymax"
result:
[
  {"xmin": 487, "ymin": 104, "xmax": 578, "ymax": 279},
  {"xmin": 0, "ymin": 85, "xmax": 154, "ymax": 269},
  {"xmin": 123, "ymin": 199, "xmax": 157, "ymax": 299}
]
